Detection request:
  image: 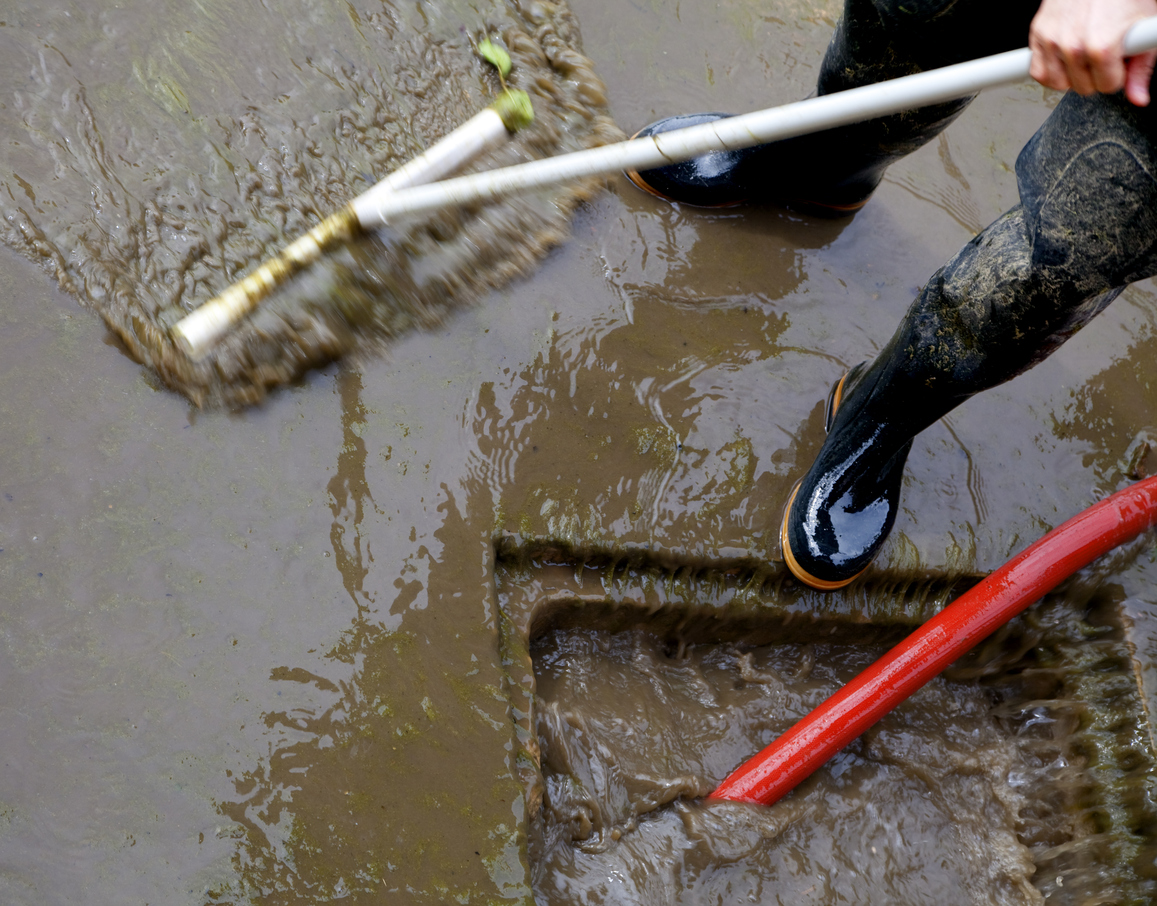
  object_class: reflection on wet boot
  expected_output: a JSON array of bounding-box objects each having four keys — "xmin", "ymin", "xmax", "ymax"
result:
[{"xmin": 783, "ymin": 84, "xmax": 1157, "ymax": 590}]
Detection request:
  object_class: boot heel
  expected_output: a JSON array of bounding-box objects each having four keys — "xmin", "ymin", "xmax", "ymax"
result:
[{"xmin": 824, "ymin": 362, "xmax": 866, "ymax": 433}]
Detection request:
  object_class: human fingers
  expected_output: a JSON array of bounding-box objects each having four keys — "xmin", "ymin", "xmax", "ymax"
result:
[
  {"xmin": 1030, "ymin": 2, "xmax": 1098, "ymax": 94},
  {"xmin": 1125, "ymin": 49, "xmax": 1156, "ymax": 105},
  {"xmin": 1029, "ymin": 30, "xmax": 1075, "ymax": 92},
  {"xmin": 1062, "ymin": 0, "xmax": 1157, "ymax": 99},
  {"xmin": 1056, "ymin": 37, "xmax": 1100, "ymax": 95},
  {"xmin": 1087, "ymin": 36, "xmax": 1129, "ymax": 94}
]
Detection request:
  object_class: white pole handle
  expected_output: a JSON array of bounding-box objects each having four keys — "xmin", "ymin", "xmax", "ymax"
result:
[
  {"xmin": 359, "ymin": 16, "xmax": 1157, "ymax": 226},
  {"xmin": 351, "ymin": 107, "xmax": 509, "ymax": 225}
]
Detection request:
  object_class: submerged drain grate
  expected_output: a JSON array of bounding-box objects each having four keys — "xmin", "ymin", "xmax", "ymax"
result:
[{"xmin": 496, "ymin": 549, "xmax": 1157, "ymax": 905}]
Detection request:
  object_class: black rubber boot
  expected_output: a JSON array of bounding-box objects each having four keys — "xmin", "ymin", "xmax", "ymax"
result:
[
  {"xmin": 782, "ymin": 86, "xmax": 1157, "ymax": 589},
  {"xmin": 780, "ymin": 362, "xmax": 915, "ymax": 589},
  {"xmin": 625, "ymin": 113, "xmax": 754, "ymax": 208},
  {"xmin": 627, "ymin": 0, "xmax": 1036, "ymax": 211}
]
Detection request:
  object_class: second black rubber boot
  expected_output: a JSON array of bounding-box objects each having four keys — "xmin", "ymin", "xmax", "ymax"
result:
[
  {"xmin": 780, "ymin": 212, "xmax": 1125, "ymax": 589},
  {"xmin": 627, "ymin": 0, "xmax": 1036, "ymax": 211}
]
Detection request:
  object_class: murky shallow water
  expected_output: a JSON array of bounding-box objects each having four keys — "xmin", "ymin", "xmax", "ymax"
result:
[
  {"xmin": 499, "ymin": 560, "xmax": 1157, "ymax": 904},
  {"xmin": 531, "ymin": 629, "xmax": 1040, "ymax": 905},
  {"xmin": 3, "ymin": 1, "xmax": 1157, "ymax": 904},
  {"xmin": 0, "ymin": 0, "xmax": 618, "ymax": 406}
]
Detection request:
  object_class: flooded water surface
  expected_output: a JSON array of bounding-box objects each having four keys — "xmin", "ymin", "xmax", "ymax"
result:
[
  {"xmin": 2, "ymin": 0, "xmax": 1157, "ymax": 904},
  {"xmin": 0, "ymin": 0, "xmax": 618, "ymax": 406},
  {"xmin": 513, "ymin": 572, "xmax": 1157, "ymax": 904}
]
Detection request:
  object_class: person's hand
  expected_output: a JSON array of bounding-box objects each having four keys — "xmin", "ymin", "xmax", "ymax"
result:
[{"xmin": 1029, "ymin": 0, "xmax": 1157, "ymax": 106}]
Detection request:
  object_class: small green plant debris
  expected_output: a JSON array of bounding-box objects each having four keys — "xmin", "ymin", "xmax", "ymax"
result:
[
  {"xmin": 478, "ymin": 37, "xmax": 512, "ymax": 83},
  {"xmin": 473, "ymin": 34, "xmax": 532, "ymax": 129}
]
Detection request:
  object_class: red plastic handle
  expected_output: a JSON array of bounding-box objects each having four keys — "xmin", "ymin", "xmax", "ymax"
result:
[{"xmin": 711, "ymin": 476, "xmax": 1157, "ymax": 806}]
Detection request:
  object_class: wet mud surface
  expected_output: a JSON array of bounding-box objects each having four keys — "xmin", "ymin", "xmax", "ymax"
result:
[
  {"xmin": 0, "ymin": 0, "xmax": 618, "ymax": 406},
  {"xmin": 531, "ymin": 629, "xmax": 1038, "ymax": 905},
  {"xmin": 3, "ymin": 1, "xmax": 1157, "ymax": 904}
]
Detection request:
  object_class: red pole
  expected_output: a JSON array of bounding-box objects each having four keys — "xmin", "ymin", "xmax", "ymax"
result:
[{"xmin": 710, "ymin": 476, "xmax": 1157, "ymax": 806}]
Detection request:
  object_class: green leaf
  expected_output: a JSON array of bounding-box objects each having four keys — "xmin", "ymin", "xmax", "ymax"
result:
[
  {"xmin": 477, "ymin": 38, "xmax": 512, "ymax": 79},
  {"xmin": 491, "ymin": 89, "xmax": 534, "ymax": 131}
]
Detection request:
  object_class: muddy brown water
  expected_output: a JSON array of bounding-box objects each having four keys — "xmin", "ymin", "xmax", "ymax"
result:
[
  {"xmin": 529, "ymin": 627, "xmax": 1041, "ymax": 904},
  {"xmin": 0, "ymin": 0, "xmax": 619, "ymax": 407},
  {"xmin": 3, "ymin": 0, "xmax": 1157, "ymax": 904},
  {"xmin": 505, "ymin": 563, "xmax": 1154, "ymax": 904}
]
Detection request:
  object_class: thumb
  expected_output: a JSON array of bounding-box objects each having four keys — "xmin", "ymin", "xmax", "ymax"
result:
[{"xmin": 1125, "ymin": 49, "xmax": 1156, "ymax": 105}]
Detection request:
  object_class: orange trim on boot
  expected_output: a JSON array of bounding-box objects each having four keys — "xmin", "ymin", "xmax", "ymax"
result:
[
  {"xmin": 780, "ymin": 482, "xmax": 867, "ymax": 591},
  {"xmin": 825, "ymin": 371, "xmax": 848, "ymax": 432},
  {"xmin": 623, "ymin": 166, "xmax": 746, "ymax": 208}
]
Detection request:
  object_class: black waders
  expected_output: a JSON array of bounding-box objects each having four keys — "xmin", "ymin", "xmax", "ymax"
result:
[{"xmin": 783, "ymin": 87, "xmax": 1157, "ymax": 587}]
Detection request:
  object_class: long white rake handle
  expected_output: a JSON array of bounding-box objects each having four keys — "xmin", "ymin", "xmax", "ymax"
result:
[
  {"xmin": 360, "ymin": 16, "xmax": 1157, "ymax": 225},
  {"xmin": 175, "ymin": 17, "xmax": 1157, "ymax": 359}
]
